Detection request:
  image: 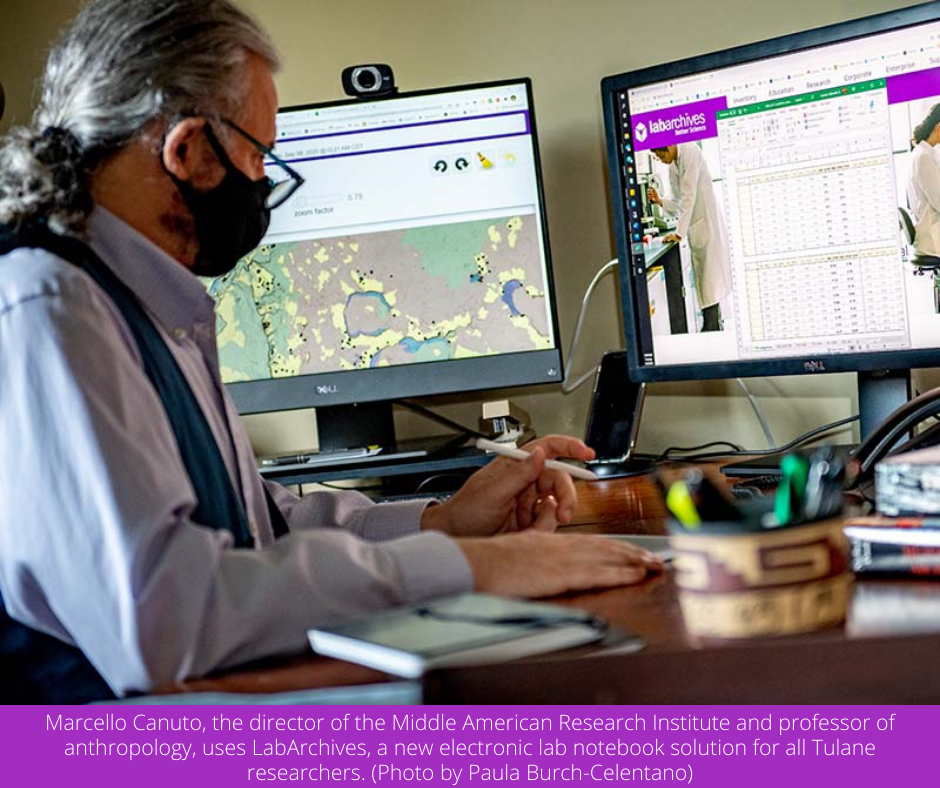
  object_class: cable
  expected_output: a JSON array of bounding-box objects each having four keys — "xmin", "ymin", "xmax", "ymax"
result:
[
  {"xmin": 913, "ymin": 389, "xmax": 940, "ymax": 424},
  {"xmin": 658, "ymin": 414, "xmax": 859, "ymax": 463},
  {"xmin": 657, "ymin": 441, "xmax": 744, "ymax": 462},
  {"xmin": 740, "ymin": 413, "xmax": 858, "ymax": 455},
  {"xmin": 562, "ymin": 258, "xmax": 619, "ymax": 394},
  {"xmin": 736, "ymin": 378, "xmax": 776, "ymax": 447},
  {"xmin": 414, "ymin": 473, "xmax": 469, "ymax": 494},
  {"xmin": 395, "ymin": 400, "xmax": 486, "ymax": 439}
]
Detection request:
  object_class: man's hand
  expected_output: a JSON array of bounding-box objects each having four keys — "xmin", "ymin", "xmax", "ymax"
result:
[
  {"xmin": 662, "ymin": 232, "xmax": 681, "ymax": 243},
  {"xmin": 422, "ymin": 435, "xmax": 595, "ymax": 537},
  {"xmin": 647, "ymin": 186, "xmax": 662, "ymax": 205},
  {"xmin": 457, "ymin": 531, "xmax": 663, "ymax": 597}
]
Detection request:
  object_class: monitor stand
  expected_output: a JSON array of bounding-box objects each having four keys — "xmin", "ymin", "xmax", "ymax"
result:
[
  {"xmin": 589, "ymin": 457, "xmax": 657, "ymax": 478},
  {"xmin": 316, "ymin": 402, "xmax": 396, "ymax": 453},
  {"xmin": 720, "ymin": 369, "xmax": 912, "ymax": 477},
  {"xmin": 258, "ymin": 401, "xmax": 486, "ymax": 484},
  {"xmin": 314, "ymin": 401, "xmax": 469, "ymax": 463}
]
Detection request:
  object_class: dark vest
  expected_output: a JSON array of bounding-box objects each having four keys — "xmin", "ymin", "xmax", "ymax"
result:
[{"xmin": 0, "ymin": 225, "xmax": 288, "ymax": 702}]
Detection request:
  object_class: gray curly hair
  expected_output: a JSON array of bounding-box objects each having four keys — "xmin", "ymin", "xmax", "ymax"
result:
[{"xmin": 0, "ymin": 0, "xmax": 280, "ymax": 235}]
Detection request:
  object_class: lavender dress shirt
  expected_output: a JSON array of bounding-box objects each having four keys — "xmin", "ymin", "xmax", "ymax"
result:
[{"xmin": 0, "ymin": 209, "xmax": 473, "ymax": 696}]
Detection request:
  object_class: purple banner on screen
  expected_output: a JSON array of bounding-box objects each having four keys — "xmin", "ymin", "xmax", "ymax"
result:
[
  {"xmin": 631, "ymin": 97, "xmax": 728, "ymax": 151},
  {"xmin": 0, "ymin": 704, "xmax": 932, "ymax": 786},
  {"xmin": 887, "ymin": 66, "xmax": 940, "ymax": 104}
]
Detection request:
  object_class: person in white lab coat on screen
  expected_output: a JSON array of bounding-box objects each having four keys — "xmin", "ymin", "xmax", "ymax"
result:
[
  {"xmin": 647, "ymin": 142, "xmax": 731, "ymax": 332},
  {"xmin": 908, "ymin": 103, "xmax": 940, "ymax": 257}
]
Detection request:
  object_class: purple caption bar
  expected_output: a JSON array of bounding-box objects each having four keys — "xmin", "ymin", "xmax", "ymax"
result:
[{"xmin": 2, "ymin": 704, "xmax": 928, "ymax": 786}]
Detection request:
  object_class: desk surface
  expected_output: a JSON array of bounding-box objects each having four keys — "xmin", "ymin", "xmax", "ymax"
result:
[{"xmin": 171, "ymin": 470, "xmax": 940, "ymax": 703}]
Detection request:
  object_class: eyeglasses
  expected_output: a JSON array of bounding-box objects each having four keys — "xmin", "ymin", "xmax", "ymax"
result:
[{"xmin": 220, "ymin": 117, "xmax": 305, "ymax": 210}]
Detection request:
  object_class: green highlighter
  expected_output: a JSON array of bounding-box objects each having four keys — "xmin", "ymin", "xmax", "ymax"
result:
[
  {"xmin": 666, "ymin": 480, "xmax": 702, "ymax": 529},
  {"xmin": 774, "ymin": 453, "xmax": 810, "ymax": 526}
]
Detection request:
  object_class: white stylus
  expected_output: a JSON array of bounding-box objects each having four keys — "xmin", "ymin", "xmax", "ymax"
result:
[{"xmin": 475, "ymin": 438, "xmax": 599, "ymax": 482}]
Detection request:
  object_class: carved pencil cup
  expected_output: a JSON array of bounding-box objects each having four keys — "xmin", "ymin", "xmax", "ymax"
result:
[{"xmin": 668, "ymin": 518, "xmax": 852, "ymax": 639}]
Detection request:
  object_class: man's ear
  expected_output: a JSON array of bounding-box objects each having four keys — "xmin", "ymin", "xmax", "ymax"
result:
[{"xmin": 162, "ymin": 117, "xmax": 219, "ymax": 187}]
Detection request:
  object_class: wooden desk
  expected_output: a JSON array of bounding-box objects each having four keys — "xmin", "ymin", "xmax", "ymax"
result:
[{"xmin": 173, "ymin": 472, "xmax": 940, "ymax": 703}]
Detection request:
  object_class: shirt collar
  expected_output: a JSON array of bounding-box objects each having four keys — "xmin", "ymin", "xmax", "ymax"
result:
[{"xmin": 87, "ymin": 207, "xmax": 216, "ymax": 337}]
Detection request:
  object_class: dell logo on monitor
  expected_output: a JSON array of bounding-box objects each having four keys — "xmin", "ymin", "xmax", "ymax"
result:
[
  {"xmin": 316, "ymin": 385, "xmax": 339, "ymax": 395},
  {"xmin": 803, "ymin": 360, "xmax": 827, "ymax": 373}
]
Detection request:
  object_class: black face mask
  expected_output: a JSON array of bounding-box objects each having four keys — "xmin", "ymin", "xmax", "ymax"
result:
[{"xmin": 168, "ymin": 124, "xmax": 272, "ymax": 278}]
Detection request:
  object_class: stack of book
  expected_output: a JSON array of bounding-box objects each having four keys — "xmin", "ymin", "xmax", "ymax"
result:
[{"xmin": 847, "ymin": 446, "xmax": 940, "ymax": 575}]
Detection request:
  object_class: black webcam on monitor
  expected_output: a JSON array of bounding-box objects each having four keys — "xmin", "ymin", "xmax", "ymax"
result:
[{"xmin": 341, "ymin": 64, "xmax": 397, "ymax": 98}]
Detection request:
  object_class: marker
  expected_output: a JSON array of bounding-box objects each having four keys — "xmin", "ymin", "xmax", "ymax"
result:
[
  {"xmin": 802, "ymin": 446, "xmax": 845, "ymax": 521},
  {"xmin": 781, "ymin": 454, "xmax": 809, "ymax": 501},
  {"xmin": 475, "ymin": 438, "xmax": 599, "ymax": 481},
  {"xmin": 666, "ymin": 481, "xmax": 702, "ymax": 529},
  {"xmin": 775, "ymin": 453, "xmax": 809, "ymax": 525},
  {"xmin": 683, "ymin": 468, "xmax": 742, "ymax": 522}
]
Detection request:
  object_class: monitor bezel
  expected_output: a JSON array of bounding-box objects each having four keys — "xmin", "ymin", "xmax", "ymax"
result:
[
  {"xmin": 601, "ymin": 1, "xmax": 940, "ymax": 384},
  {"xmin": 224, "ymin": 77, "xmax": 564, "ymax": 415}
]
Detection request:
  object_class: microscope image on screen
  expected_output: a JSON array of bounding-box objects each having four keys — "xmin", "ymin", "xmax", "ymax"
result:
[{"xmin": 211, "ymin": 211, "xmax": 551, "ymax": 382}]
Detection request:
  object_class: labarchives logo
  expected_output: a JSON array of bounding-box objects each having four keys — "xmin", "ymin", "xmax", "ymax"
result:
[
  {"xmin": 634, "ymin": 122, "xmax": 648, "ymax": 143},
  {"xmin": 647, "ymin": 112, "xmax": 707, "ymax": 135}
]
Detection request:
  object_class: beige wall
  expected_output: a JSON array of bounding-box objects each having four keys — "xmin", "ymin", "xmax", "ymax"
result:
[{"xmin": 2, "ymin": 0, "xmax": 930, "ymax": 456}]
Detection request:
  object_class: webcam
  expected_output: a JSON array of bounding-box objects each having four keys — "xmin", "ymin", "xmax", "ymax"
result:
[{"xmin": 341, "ymin": 65, "xmax": 397, "ymax": 99}]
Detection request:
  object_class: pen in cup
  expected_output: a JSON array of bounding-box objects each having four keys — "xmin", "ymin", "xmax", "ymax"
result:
[
  {"xmin": 683, "ymin": 468, "xmax": 743, "ymax": 522},
  {"xmin": 801, "ymin": 447, "xmax": 845, "ymax": 522},
  {"xmin": 659, "ymin": 469, "xmax": 743, "ymax": 529},
  {"xmin": 665, "ymin": 480, "xmax": 702, "ymax": 529},
  {"xmin": 775, "ymin": 453, "xmax": 809, "ymax": 526}
]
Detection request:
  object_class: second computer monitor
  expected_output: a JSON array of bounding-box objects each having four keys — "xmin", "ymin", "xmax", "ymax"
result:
[{"xmin": 604, "ymin": 4, "xmax": 940, "ymax": 385}]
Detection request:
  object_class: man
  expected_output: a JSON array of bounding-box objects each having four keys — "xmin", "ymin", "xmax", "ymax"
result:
[
  {"xmin": 0, "ymin": 0, "xmax": 659, "ymax": 701},
  {"xmin": 648, "ymin": 143, "xmax": 732, "ymax": 332}
]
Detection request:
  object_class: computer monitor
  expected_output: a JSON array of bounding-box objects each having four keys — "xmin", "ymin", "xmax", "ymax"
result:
[
  {"xmin": 602, "ymin": 2, "xmax": 940, "ymax": 442},
  {"xmin": 209, "ymin": 79, "xmax": 561, "ymax": 450}
]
